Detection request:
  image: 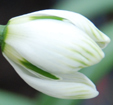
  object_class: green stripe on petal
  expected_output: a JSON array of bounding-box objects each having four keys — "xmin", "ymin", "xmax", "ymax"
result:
[
  {"xmin": 82, "ymin": 40, "xmax": 104, "ymax": 58},
  {"xmin": 8, "ymin": 15, "xmax": 67, "ymax": 25},
  {"xmin": 76, "ymin": 44, "xmax": 96, "ymax": 58},
  {"xmin": 68, "ymin": 57, "xmax": 90, "ymax": 66},
  {"xmin": 69, "ymin": 48, "xmax": 91, "ymax": 61},
  {"xmin": 30, "ymin": 15, "xmax": 65, "ymax": 21},
  {"xmin": 20, "ymin": 59, "xmax": 59, "ymax": 80}
]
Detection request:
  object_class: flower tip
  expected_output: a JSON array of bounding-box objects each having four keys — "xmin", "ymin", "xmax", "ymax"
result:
[
  {"xmin": 88, "ymin": 90, "xmax": 99, "ymax": 99},
  {"xmin": 105, "ymin": 35, "xmax": 111, "ymax": 43},
  {"xmin": 103, "ymin": 32, "xmax": 111, "ymax": 42},
  {"xmin": 59, "ymin": 85, "xmax": 99, "ymax": 99},
  {"xmin": 99, "ymin": 35, "xmax": 111, "ymax": 49}
]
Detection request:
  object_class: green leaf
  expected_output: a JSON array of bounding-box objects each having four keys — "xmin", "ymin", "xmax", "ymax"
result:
[
  {"xmin": 0, "ymin": 89, "xmax": 35, "ymax": 105},
  {"xmin": 35, "ymin": 94, "xmax": 81, "ymax": 105},
  {"xmin": 53, "ymin": 0, "xmax": 113, "ymax": 18}
]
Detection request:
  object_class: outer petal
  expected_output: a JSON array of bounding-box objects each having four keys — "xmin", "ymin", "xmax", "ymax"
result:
[
  {"xmin": 3, "ymin": 53, "xmax": 99, "ymax": 99},
  {"xmin": 3, "ymin": 19, "xmax": 104, "ymax": 74},
  {"xmin": 17, "ymin": 9, "xmax": 110, "ymax": 49}
]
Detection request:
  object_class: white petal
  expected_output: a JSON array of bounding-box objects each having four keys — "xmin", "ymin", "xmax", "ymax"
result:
[
  {"xmin": 3, "ymin": 54, "xmax": 99, "ymax": 99},
  {"xmin": 4, "ymin": 19, "xmax": 104, "ymax": 74},
  {"xmin": 28, "ymin": 9, "xmax": 110, "ymax": 48}
]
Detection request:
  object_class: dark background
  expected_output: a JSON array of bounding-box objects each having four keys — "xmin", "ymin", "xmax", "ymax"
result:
[{"xmin": 0, "ymin": 0, "xmax": 57, "ymax": 24}]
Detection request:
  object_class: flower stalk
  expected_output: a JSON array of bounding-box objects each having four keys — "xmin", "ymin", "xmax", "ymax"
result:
[{"xmin": 0, "ymin": 25, "xmax": 6, "ymax": 45}]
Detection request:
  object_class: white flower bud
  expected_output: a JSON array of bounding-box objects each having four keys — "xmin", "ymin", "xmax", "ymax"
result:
[{"xmin": 2, "ymin": 9, "xmax": 110, "ymax": 99}]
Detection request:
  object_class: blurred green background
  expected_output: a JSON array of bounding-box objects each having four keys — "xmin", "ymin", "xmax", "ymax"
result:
[{"xmin": 0, "ymin": 0, "xmax": 113, "ymax": 105}]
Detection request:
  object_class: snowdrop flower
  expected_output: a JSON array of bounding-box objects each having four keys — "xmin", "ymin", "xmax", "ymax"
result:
[{"xmin": 1, "ymin": 9, "xmax": 110, "ymax": 99}]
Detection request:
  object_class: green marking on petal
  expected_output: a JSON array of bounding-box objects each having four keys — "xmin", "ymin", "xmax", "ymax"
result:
[
  {"xmin": 70, "ymin": 89, "xmax": 90, "ymax": 94},
  {"xmin": 68, "ymin": 93, "xmax": 93, "ymax": 99},
  {"xmin": 90, "ymin": 27, "xmax": 100, "ymax": 40},
  {"xmin": 77, "ymin": 44, "xmax": 96, "ymax": 58},
  {"xmin": 68, "ymin": 65, "xmax": 84, "ymax": 69},
  {"xmin": 66, "ymin": 86, "xmax": 94, "ymax": 99},
  {"xmin": 20, "ymin": 59, "xmax": 59, "ymax": 80},
  {"xmin": 90, "ymin": 26, "xmax": 105, "ymax": 41},
  {"xmin": 30, "ymin": 15, "xmax": 65, "ymax": 21},
  {"xmin": 68, "ymin": 57, "xmax": 90, "ymax": 66},
  {"xmin": 82, "ymin": 39, "xmax": 103, "ymax": 58},
  {"xmin": 85, "ymin": 21, "xmax": 100, "ymax": 40},
  {"xmin": 69, "ymin": 48, "xmax": 91, "ymax": 61},
  {"xmin": 96, "ymin": 28, "xmax": 105, "ymax": 40},
  {"xmin": 9, "ymin": 15, "xmax": 67, "ymax": 24}
]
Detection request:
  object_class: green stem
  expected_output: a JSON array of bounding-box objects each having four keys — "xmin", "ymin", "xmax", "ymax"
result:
[{"xmin": 0, "ymin": 25, "xmax": 6, "ymax": 45}]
